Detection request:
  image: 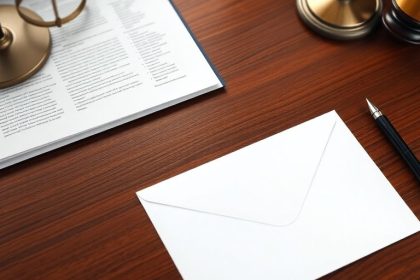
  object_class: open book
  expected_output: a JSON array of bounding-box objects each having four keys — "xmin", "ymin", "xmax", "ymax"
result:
[{"xmin": 0, "ymin": 0, "xmax": 223, "ymax": 169}]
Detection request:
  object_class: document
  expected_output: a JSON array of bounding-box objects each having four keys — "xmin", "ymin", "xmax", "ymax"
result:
[
  {"xmin": 0, "ymin": 0, "xmax": 222, "ymax": 168},
  {"xmin": 137, "ymin": 111, "xmax": 420, "ymax": 280}
]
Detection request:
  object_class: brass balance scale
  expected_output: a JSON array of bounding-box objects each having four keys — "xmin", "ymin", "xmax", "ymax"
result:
[
  {"xmin": 0, "ymin": 0, "xmax": 419, "ymax": 89},
  {"xmin": 0, "ymin": 0, "xmax": 86, "ymax": 89}
]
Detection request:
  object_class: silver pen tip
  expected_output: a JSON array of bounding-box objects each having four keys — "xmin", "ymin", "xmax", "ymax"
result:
[{"xmin": 366, "ymin": 98, "xmax": 379, "ymax": 115}]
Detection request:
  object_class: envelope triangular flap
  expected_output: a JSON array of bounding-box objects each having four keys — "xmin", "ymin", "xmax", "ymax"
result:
[{"xmin": 139, "ymin": 111, "xmax": 337, "ymax": 226}]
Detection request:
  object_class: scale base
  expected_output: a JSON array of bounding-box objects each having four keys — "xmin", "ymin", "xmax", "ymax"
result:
[
  {"xmin": 296, "ymin": 0, "xmax": 383, "ymax": 40},
  {"xmin": 0, "ymin": 5, "xmax": 51, "ymax": 89}
]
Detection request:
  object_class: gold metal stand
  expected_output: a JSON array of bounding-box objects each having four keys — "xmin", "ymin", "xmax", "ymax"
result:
[
  {"xmin": 0, "ymin": 5, "xmax": 50, "ymax": 89},
  {"xmin": 0, "ymin": 0, "xmax": 86, "ymax": 89},
  {"xmin": 296, "ymin": 0, "xmax": 383, "ymax": 40}
]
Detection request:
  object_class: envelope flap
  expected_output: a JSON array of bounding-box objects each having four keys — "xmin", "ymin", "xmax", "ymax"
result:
[{"xmin": 138, "ymin": 111, "xmax": 337, "ymax": 226}]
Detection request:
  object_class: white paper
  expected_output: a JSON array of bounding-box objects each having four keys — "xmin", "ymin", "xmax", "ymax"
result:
[
  {"xmin": 0, "ymin": 0, "xmax": 222, "ymax": 168},
  {"xmin": 137, "ymin": 111, "xmax": 420, "ymax": 280}
]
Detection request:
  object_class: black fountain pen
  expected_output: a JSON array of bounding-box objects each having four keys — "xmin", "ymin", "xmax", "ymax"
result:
[{"xmin": 367, "ymin": 99, "xmax": 420, "ymax": 183}]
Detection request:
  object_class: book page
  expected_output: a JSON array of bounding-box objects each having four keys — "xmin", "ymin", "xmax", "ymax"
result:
[{"xmin": 0, "ymin": 0, "xmax": 222, "ymax": 167}]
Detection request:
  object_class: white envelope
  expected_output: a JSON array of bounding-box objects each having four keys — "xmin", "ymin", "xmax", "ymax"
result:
[{"xmin": 137, "ymin": 111, "xmax": 419, "ymax": 280}]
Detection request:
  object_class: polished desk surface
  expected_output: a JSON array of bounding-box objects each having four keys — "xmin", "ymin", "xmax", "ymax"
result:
[{"xmin": 1, "ymin": 0, "xmax": 419, "ymax": 279}]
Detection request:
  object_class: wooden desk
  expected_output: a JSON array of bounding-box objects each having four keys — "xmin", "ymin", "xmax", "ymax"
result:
[{"xmin": 1, "ymin": 0, "xmax": 419, "ymax": 279}]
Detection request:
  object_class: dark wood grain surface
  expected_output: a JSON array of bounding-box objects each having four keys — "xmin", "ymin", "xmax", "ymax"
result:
[{"xmin": 1, "ymin": 0, "xmax": 419, "ymax": 279}]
